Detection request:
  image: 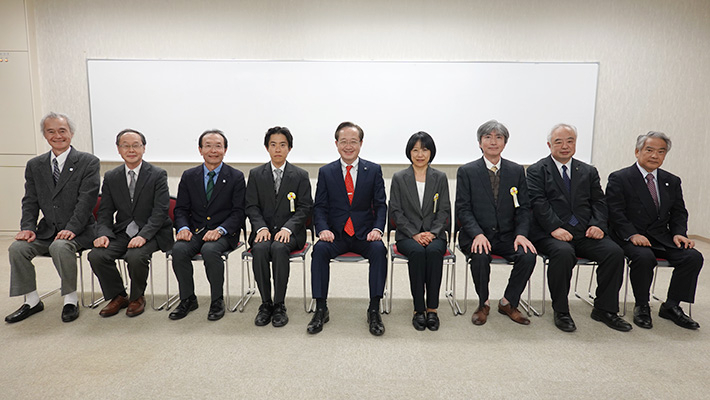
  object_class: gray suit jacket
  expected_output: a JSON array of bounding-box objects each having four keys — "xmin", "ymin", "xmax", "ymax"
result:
[
  {"xmin": 21, "ymin": 147, "xmax": 100, "ymax": 249},
  {"xmin": 245, "ymin": 161, "xmax": 313, "ymax": 248},
  {"xmin": 96, "ymin": 161, "xmax": 174, "ymax": 252},
  {"xmin": 388, "ymin": 165, "xmax": 451, "ymax": 242}
]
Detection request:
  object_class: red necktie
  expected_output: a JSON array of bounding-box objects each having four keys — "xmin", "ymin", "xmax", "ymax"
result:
[{"xmin": 344, "ymin": 165, "xmax": 355, "ymax": 236}]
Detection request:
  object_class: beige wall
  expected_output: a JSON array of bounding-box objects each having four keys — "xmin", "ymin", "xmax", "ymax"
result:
[{"xmin": 3, "ymin": 0, "xmax": 709, "ymax": 237}]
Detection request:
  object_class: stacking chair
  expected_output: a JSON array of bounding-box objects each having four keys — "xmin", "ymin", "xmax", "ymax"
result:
[
  {"xmin": 385, "ymin": 216, "xmax": 456, "ymax": 315},
  {"xmin": 572, "ymin": 258, "xmax": 600, "ymax": 307},
  {"xmin": 452, "ymin": 218, "xmax": 543, "ymax": 317},
  {"xmin": 160, "ymin": 197, "xmax": 246, "ymax": 311},
  {"xmin": 621, "ymin": 257, "xmax": 692, "ymax": 317},
  {"xmin": 242, "ymin": 217, "xmax": 314, "ymax": 313}
]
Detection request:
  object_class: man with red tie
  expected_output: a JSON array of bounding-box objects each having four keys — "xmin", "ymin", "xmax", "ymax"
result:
[
  {"xmin": 308, "ymin": 122, "xmax": 388, "ymax": 336},
  {"xmin": 606, "ymin": 131, "xmax": 703, "ymax": 330}
]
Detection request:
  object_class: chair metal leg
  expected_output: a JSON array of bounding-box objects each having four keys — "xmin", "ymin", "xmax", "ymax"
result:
[
  {"xmin": 229, "ymin": 257, "xmax": 256, "ymax": 312},
  {"xmin": 573, "ymin": 264, "xmax": 595, "ymax": 307},
  {"xmin": 302, "ymin": 260, "xmax": 316, "ymax": 313},
  {"xmin": 444, "ymin": 261, "xmax": 463, "ymax": 316},
  {"xmin": 156, "ymin": 256, "xmax": 179, "ymax": 311}
]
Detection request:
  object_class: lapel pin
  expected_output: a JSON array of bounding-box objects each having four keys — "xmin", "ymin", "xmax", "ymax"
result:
[
  {"xmin": 69, "ymin": 168, "xmax": 74, "ymax": 172},
  {"xmin": 222, "ymin": 179, "xmax": 226, "ymax": 183},
  {"xmin": 665, "ymin": 182, "xmax": 669, "ymax": 186}
]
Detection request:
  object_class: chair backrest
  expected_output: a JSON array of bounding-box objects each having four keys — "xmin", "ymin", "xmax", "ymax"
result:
[
  {"xmin": 454, "ymin": 217, "xmax": 462, "ymax": 247},
  {"xmin": 92, "ymin": 195, "xmax": 102, "ymax": 220},
  {"xmin": 387, "ymin": 215, "xmax": 397, "ymax": 245},
  {"xmin": 168, "ymin": 196, "xmax": 177, "ymax": 223}
]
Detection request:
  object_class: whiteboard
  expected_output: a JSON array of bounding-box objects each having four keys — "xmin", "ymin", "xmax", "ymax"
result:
[{"xmin": 87, "ymin": 60, "xmax": 598, "ymax": 165}]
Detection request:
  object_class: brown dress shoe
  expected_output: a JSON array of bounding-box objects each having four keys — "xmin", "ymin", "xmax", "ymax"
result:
[
  {"xmin": 126, "ymin": 296, "xmax": 146, "ymax": 317},
  {"xmin": 498, "ymin": 302, "xmax": 530, "ymax": 325},
  {"xmin": 471, "ymin": 304, "xmax": 490, "ymax": 325},
  {"xmin": 99, "ymin": 295, "xmax": 129, "ymax": 317}
]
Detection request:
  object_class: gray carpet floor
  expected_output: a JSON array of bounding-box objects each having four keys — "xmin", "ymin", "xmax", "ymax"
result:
[{"xmin": 1, "ymin": 234, "xmax": 708, "ymax": 399}]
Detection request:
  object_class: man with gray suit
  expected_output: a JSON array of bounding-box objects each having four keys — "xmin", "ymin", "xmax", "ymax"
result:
[
  {"xmin": 455, "ymin": 120, "xmax": 537, "ymax": 326},
  {"xmin": 5, "ymin": 112, "xmax": 100, "ymax": 323},
  {"xmin": 246, "ymin": 127, "xmax": 312, "ymax": 327},
  {"xmin": 88, "ymin": 129, "xmax": 174, "ymax": 318}
]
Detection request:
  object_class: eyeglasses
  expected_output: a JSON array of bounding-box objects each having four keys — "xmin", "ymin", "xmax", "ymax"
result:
[
  {"xmin": 118, "ymin": 144, "xmax": 144, "ymax": 150},
  {"xmin": 337, "ymin": 140, "xmax": 361, "ymax": 147}
]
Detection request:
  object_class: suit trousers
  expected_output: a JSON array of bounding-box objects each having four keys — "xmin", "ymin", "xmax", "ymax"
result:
[
  {"xmin": 466, "ymin": 237, "xmax": 537, "ymax": 308},
  {"xmin": 621, "ymin": 242, "xmax": 703, "ymax": 304},
  {"xmin": 536, "ymin": 232, "xmax": 624, "ymax": 313},
  {"xmin": 396, "ymin": 238, "xmax": 446, "ymax": 312},
  {"xmin": 171, "ymin": 233, "xmax": 233, "ymax": 302},
  {"xmin": 9, "ymin": 238, "xmax": 80, "ymax": 297},
  {"xmin": 250, "ymin": 236, "xmax": 298, "ymax": 304},
  {"xmin": 88, "ymin": 232, "xmax": 160, "ymax": 302},
  {"xmin": 311, "ymin": 233, "xmax": 387, "ymax": 300}
]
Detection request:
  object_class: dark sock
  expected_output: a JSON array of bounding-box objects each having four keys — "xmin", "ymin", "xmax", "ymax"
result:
[
  {"xmin": 316, "ymin": 298, "xmax": 327, "ymax": 310},
  {"xmin": 369, "ymin": 297, "xmax": 381, "ymax": 312},
  {"xmin": 664, "ymin": 299, "xmax": 680, "ymax": 308},
  {"xmin": 118, "ymin": 291, "xmax": 128, "ymax": 298},
  {"xmin": 635, "ymin": 302, "xmax": 649, "ymax": 308}
]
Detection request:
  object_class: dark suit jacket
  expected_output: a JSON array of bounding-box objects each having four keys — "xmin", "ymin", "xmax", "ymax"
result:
[
  {"xmin": 96, "ymin": 162, "xmax": 174, "ymax": 252},
  {"xmin": 20, "ymin": 147, "xmax": 100, "ymax": 249},
  {"xmin": 526, "ymin": 155, "xmax": 608, "ymax": 242},
  {"xmin": 389, "ymin": 165, "xmax": 450, "ymax": 242},
  {"xmin": 245, "ymin": 161, "xmax": 313, "ymax": 248},
  {"xmin": 455, "ymin": 157, "xmax": 531, "ymax": 251},
  {"xmin": 606, "ymin": 164, "xmax": 688, "ymax": 249},
  {"xmin": 313, "ymin": 158, "xmax": 387, "ymax": 241},
  {"xmin": 174, "ymin": 163, "xmax": 246, "ymax": 248}
]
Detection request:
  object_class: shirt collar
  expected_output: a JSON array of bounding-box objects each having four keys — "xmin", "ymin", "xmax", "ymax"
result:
[
  {"xmin": 125, "ymin": 162, "xmax": 143, "ymax": 177},
  {"xmin": 50, "ymin": 147, "xmax": 71, "ymax": 166},
  {"xmin": 636, "ymin": 162, "xmax": 657, "ymax": 180},
  {"xmin": 551, "ymin": 156, "xmax": 572, "ymax": 175},
  {"xmin": 271, "ymin": 161, "xmax": 286, "ymax": 174},
  {"xmin": 203, "ymin": 162, "xmax": 223, "ymax": 176},
  {"xmin": 483, "ymin": 156, "xmax": 501, "ymax": 171},
  {"xmin": 340, "ymin": 158, "xmax": 359, "ymax": 171}
]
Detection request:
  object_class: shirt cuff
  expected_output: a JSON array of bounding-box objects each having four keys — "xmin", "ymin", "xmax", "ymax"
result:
[
  {"xmin": 178, "ymin": 226, "xmax": 190, "ymax": 233},
  {"xmin": 281, "ymin": 227, "xmax": 292, "ymax": 234},
  {"xmin": 217, "ymin": 226, "xmax": 227, "ymax": 235}
]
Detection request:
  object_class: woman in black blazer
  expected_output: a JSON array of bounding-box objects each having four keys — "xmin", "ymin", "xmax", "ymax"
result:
[{"xmin": 389, "ymin": 132, "xmax": 451, "ymax": 331}]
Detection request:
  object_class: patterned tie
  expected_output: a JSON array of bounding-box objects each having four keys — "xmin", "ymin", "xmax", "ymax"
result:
[
  {"xmin": 274, "ymin": 168, "xmax": 283, "ymax": 194},
  {"xmin": 488, "ymin": 166, "xmax": 500, "ymax": 203},
  {"xmin": 646, "ymin": 174, "xmax": 659, "ymax": 210},
  {"xmin": 344, "ymin": 165, "xmax": 355, "ymax": 236},
  {"xmin": 206, "ymin": 170, "xmax": 216, "ymax": 201},
  {"xmin": 562, "ymin": 165, "xmax": 579, "ymax": 226},
  {"xmin": 128, "ymin": 170, "xmax": 136, "ymax": 201},
  {"xmin": 52, "ymin": 158, "xmax": 60, "ymax": 185}
]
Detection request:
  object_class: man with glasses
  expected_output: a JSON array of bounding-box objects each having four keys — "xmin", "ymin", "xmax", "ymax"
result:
[
  {"xmin": 169, "ymin": 130, "xmax": 246, "ymax": 321},
  {"xmin": 308, "ymin": 122, "xmax": 388, "ymax": 336},
  {"xmin": 88, "ymin": 129, "xmax": 173, "ymax": 318}
]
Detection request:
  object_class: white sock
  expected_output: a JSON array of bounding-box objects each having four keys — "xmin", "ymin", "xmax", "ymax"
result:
[
  {"xmin": 24, "ymin": 291, "xmax": 40, "ymax": 307},
  {"xmin": 64, "ymin": 291, "xmax": 78, "ymax": 306}
]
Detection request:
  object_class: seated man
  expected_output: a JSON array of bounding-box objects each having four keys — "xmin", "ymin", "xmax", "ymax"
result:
[
  {"xmin": 606, "ymin": 131, "xmax": 703, "ymax": 330},
  {"xmin": 5, "ymin": 112, "xmax": 99, "ymax": 323},
  {"xmin": 169, "ymin": 129, "xmax": 246, "ymax": 322},
  {"xmin": 88, "ymin": 129, "xmax": 174, "ymax": 318},
  {"xmin": 308, "ymin": 122, "xmax": 388, "ymax": 336},
  {"xmin": 246, "ymin": 126, "xmax": 312, "ymax": 327},
  {"xmin": 527, "ymin": 123, "xmax": 631, "ymax": 332},
  {"xmin": 456, "ymin": 120, "xmax": 537, "ymax": 326}
]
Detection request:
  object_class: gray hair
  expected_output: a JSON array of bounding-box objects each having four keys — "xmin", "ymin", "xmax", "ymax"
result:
[
  {"xmin": 40, "ymin": 112, "xmax": 76, "ymax": 135},
  {"xmin": 636, "ymin": 131, "xmax": 672, "ymax": 152},
  {"xmin": 477, "ymin": 119, "xmax": 509, "ymax": 143},
  {"xmin": 547, "ymin": 123, "xmax": 578, "ymax": 143}
]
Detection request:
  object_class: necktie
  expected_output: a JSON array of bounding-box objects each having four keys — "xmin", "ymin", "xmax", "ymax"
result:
[
  {"xmin": 128, "ymin": 170, "xmax": 136, "ymax": 201},
  {"xmin": 274, "ymin": 169, "xmax": 283, "ymax": 194},
  {"xmin": 206, "ymin": 170, "xmax": 216, "ymax": 201},
  {"xmin": 344, "ymin": 165, "xmax": 355, "ymax": 236},
  {"xmin": 488, "ymin": 166, "xmax": 500, "ymax": 203},
  {"xmin": 646, "ymin": 174, "xmax": 659, "ymax": 210},
  {"xmin": 52, "ymin": 158, "xmax": 60, "ymax": 185},
  {"xmin": 562, "ymin": 165, "xmax": 579, "ymax": 226}
]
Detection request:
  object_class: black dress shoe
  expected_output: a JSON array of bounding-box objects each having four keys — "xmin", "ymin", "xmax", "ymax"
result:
[
  {"xmin": 633, "ymin": 304, "xmax": 653, "ymax": 329},
  {"xmin": 5, "ymin": 301, "xmax": 44, "ymax": 323},
  {"xmin": 169, "ymin": 297, "xmax": 199, "ymax": 320},
  {"xmin": 61, "ymin": 303, "xmax": 80, "ymax": 323},
  {"xmin": 554, "ymin": 311, "xmax": 577, "ymax": 332},
  {"xmin": 426, "ymin": 311, "xmax": 440, "ymax": 331},
  {"xmin": 591, "ymin": 308, "xmax": 632, "ymax": 332},
  {"xmin": 272, "ymin": 303, "xmax": 288, "ymax": 328},
  {"xmin": 412, "ymin": 312, "xmax": 426, "ymax": 331},
  {"xmin": 307, "ymin": 308, "xmax": 329, "ymax": 334},
  {"xmin": 254, "ymin": 302, "xmax": 273, "ymax": 326},
  {"xmin": 207, "ymin": 298, "xmax": 225, "ymax": 321},
  {"xmin": 367, "ymin": 309, "xmax": 385, "ymax": 336},
  {"xmin": 658, "ymin": 303, "xmax": 700, "ymax": 330}
]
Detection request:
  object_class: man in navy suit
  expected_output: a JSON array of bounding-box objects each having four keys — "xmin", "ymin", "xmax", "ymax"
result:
[
  {"xmin": 169, "ymin": 130, "xmax": 246, "ymax": 322},
  {"xmin": 456, "ymin": 120, "xmax": 537, "ymax": 326},
  {"xmin": 89, "ymin": 129, "xmax": 174, "ymax": 318},
  {"xmin": 5, "ymin": 112, "xmax": 99, "ymax": 324},
  {"xmin": 606, "ymin": 131, "xmax": 703, "ymax": 330},
  {"xmin": 308, "ymin": 122, "xmax": 388, "ymax": 336},
  {"xmin": 527, "ymin": 123, "xmax": 631, "ymax": 333}
]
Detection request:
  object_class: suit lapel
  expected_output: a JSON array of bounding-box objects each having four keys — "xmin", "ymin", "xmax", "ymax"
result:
[
  {"xmin": 421, "ymin": 167, "xmax": 437, "ymax": 216},
  {"xmin": 628, "ymin": 165, "xmax": 658, "ymax": 218},
  {"xmin": 657, "ymin": 169, "xmax": 671, "ymax": 215},
  {"xmin": 402, "ymin": 166, "xmax": 423, "ymax": 217},
  {"xmin": 208, "ymin": 164, "xmax": 228, "ymax": 206},
  {"xmin": 569, "ymin": 159, "xmax": 583, "ymax": 206},
  {"xmin": 352, "ymin": 160, "xmax": 367, "ymax": 206},
  {"xmin": 131, "ymin": 162, "xmax": 152, "ymax": 211},
  {"xmin": 37, "ymin": 152, "xmax": 54, "ymax": 192},
  {"xmin": 115, "ymin": 165, "xmax": 133, "ymax": 209},
  {"xmin": 547, "ymin": 156, "xmax": 570, "ymax": 202},
  {"xmin": 474, "ymin": 158, "xmax": 496, "ymax": 206}
]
